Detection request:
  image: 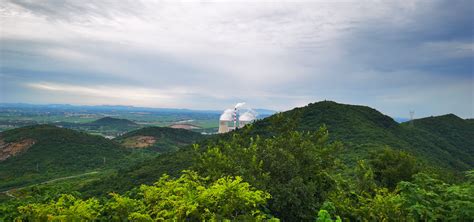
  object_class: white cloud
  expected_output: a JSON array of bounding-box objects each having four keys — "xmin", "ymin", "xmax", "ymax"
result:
[
  {"xmin": 1, "ymin": 0, "xmax": 472, "ymax": 117},
  {"xmin": 26, "ymin": 82, "xmax": 190, "ymax": 107}
]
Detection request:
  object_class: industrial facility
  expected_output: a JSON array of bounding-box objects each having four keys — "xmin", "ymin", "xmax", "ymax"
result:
[{"xmin": 218, "ymin": 102, "xmax": 257, "ymax": 133}]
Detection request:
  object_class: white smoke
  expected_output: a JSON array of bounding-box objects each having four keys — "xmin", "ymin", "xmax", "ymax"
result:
[
  {"xmin": 234, "ymin": 102, "xmax": 246, "ymax": 109},
  {"xmin": 220, "ymin": 102, "xmax": 254, "ymax": 122},
  {"xmin": 239, "ymin": 111, "xmax": 257, "ymax": 122},
  {"xmin": 219, "ymin": 109, "xmax": 234, "ymax": 121}
]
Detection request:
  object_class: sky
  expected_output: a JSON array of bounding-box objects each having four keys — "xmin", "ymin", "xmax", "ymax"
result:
[{"xmin": 0, "ymin": 0, "xmax": 473, "ymax": 118}]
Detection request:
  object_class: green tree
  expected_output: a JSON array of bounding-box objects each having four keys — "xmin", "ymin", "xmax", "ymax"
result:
[
  {"xmin": 398, "ymin": 172, "xmax": 474, "ymax": 221},
  {"xmin": 103, "ymin": 193, "xmax": 149, "ymax": 221},
  {"xmin": 315, "ymin": 209, "xmax": 341, "ymax": 222},
  {"xmin": 369, "ymin": 147, "xmax": 419, "ymax": 189},
  {"xmin": 17, "ymin": 194, "xmax": 102, "ymax": 221},
  {"xmin": 17, "ymin": 171, "xmax": 275, "ymax": 221},
  {"xmin": 195, "ymin": 126, "xmax": 342, "ymax": 221},
  {"xmin": 139, "ymin": 170, "xmax": 273, "ymax": 221}
]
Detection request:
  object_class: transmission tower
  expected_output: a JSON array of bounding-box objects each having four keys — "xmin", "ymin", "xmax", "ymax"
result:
[{"xmin": 409, "ymin": 110, "xmax": 415, "ymax": 127}]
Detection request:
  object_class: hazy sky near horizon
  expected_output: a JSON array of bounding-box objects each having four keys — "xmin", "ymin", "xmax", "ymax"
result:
[{"xmin": 1, "ymin": 0, "xmax": 473, "ymax": 118}]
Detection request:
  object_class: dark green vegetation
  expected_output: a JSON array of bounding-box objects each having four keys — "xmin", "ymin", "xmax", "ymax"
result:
[
  {"xmin": 250, "ymin": 101, "xmax": 473, "ymax": 172},
  {"xmin": 405, "ymin": 114, "xmax": 474, "ymax": 167},
  {"xmin": 114, "ymin": 126, "xmax": 204, "ymax": 153},
  {"xmin": 0, "ymin": 101, "xmax": 472, "ymax": 221},
  {"xmin": 0, "ymin": 125, "xmax": 132, "ymax": 191}
]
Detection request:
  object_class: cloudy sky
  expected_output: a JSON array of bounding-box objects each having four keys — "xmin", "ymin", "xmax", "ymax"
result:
[{"xmin": 0, "ymin": 0, "xmax": 472, "ymax": 118}]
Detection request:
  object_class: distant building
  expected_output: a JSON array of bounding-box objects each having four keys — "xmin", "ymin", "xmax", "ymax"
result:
[{"xmin": 218, "ymin": 103, "xmax": 257, "ymax": 133}]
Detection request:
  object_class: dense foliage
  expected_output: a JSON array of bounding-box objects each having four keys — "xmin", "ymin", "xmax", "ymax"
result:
[
  {"xmin": 194, "ymin": 124, "xmax": 342, "ymax": 221},
  {"xmin": 405, "ymin": 114, "xmax": 474, "ymax": 167},
  {"xmin": 251, "ymin": 101, "xmax": 473, "ymax": 171},
  {"xmin": 328, "ymin": 167, "xmax": 474, "ymax": 221},
  {"xmin": 13, "ymin": 171, "xmax": 275, "ymax": 221},
  {"xmin": 369, "ymin": 147, "xmax": 420, "ymax": 189}
]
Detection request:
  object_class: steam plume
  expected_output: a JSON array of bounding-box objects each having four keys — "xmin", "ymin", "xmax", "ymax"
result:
[
  {"xmin": 234, "ymin": 102, "xmax": 246, "ymax": 109},
  {"xmin": 219, "ymin": 109, "xmax": 234, "ymax": 121}
]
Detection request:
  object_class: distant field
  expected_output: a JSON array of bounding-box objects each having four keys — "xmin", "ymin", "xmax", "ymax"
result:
[{"xmin": 0, "ymin": 105, "xmax": 221, "ymax": 134}]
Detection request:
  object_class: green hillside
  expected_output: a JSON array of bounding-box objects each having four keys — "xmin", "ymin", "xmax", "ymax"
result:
[
  {"xmin": 249, "ymin": 101, "xmax": 472, "ymax": 171},
  {"xmin": 114, "ymin": 126, "xmax": 205, "ymax": 153},
  {"xmin": 407, "ymin": 114, "xmax": 473, "ymax": 145},
  {"xmin": 0, "ymin": 125, "xmax": 131, "ymax": 190},
  {"xmin": 402, "ymin": 114, "xmax": 473, "ymax": 166}
]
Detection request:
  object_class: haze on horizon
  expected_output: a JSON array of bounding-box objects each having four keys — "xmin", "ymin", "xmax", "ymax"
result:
[{"xmin": 0, "ymin": 0, "xmax": 473, "ymax": 118}]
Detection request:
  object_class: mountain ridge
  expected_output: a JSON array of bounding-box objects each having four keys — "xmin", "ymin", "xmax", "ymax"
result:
[{"xmin": 249, "ymin": 101, "xmax": 472, "ymax": 171}]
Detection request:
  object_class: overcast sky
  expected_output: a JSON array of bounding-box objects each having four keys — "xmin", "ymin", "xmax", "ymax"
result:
[{"xmin": 0, "ymin": 0, "xmax": 472, "ymax": 118}]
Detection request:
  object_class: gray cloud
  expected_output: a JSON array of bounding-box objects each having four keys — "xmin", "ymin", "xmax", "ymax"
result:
[{"xmin": 0, "ymin": 0, "xmax": 472, "ymax": 117}]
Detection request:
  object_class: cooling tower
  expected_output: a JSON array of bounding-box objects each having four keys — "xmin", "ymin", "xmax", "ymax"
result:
[
  {"xmin": 218, "ymin": 103, "xmax": 257, "ymax": 133},
  {"xmin": 218, "ymin": 109, "xmax": 234, "ymax": 133},
  {"xmin": 218, "ymin": 120, "xmax": 229, "ymax": 133},
  {"xmin": 238, "ymin": 110, "xmax": 257, "ymax": 128}
]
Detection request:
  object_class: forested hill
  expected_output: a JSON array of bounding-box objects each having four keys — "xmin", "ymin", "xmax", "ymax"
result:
[
  {"xmin": 0, "ymin": 125, "xmax": 131, "ymax": 190},
  {"xmin": 407, "ymin": 114, "xmax": 474, "ymax": 148},
  {"xmin": 248, "ymin": 101, "xmax": 472, "ymax": 171},
  {"xmin": 88, "ymin": 117, "xmax": 138, "ymax": 127},
  {"xmin": 251, "ymin": 101, "xmax": 398, "ymax": 141},
  {"xmin": 404, "ymin": 114, "xmax": 474, "ymax": 167},
  {"xmin": 114, "ymin": 126, "xmax": 205, "ymax": 153}
]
